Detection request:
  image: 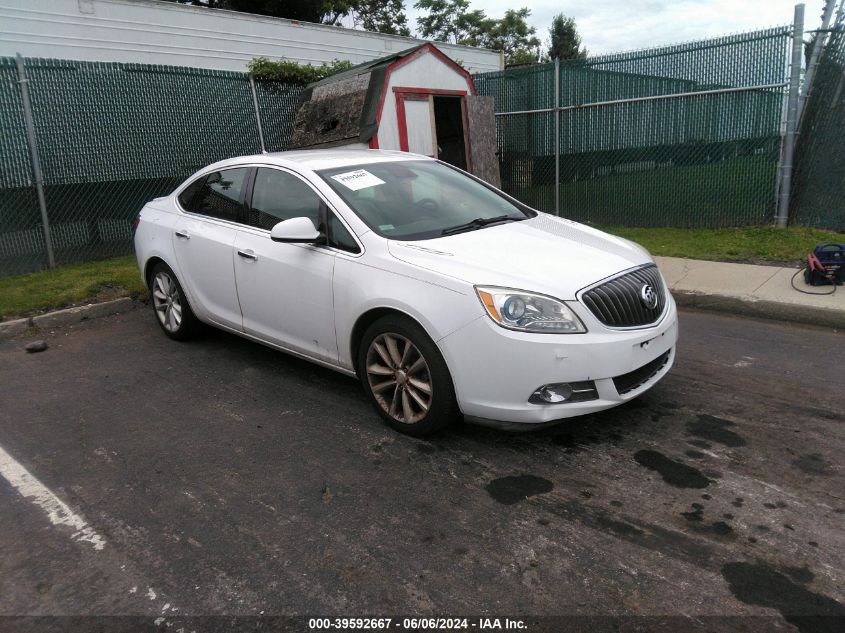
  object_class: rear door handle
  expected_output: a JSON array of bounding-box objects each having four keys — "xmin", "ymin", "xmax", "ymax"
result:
[
  {"xmin": 175, "ymin": 231, "xmax": 190, "ymax": 240},
  {"xmin": 237, "ymin": 249, "xmax": 258, "ymax": 261}
]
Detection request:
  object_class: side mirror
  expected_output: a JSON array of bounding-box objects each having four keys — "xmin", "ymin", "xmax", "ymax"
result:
[{"xmin": 270, "ymin": 217, "xmax": 322, "ymax": 244}]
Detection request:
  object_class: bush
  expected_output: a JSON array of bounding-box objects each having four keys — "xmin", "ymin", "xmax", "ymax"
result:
[{"xmin": 247, "ymin": 58, "xmax": 355, "ymax": 85}]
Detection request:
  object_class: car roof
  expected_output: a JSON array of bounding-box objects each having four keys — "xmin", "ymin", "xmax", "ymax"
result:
[{"xmin": 205, "ymin": 149, "xmax": 430, "ymax": 174}]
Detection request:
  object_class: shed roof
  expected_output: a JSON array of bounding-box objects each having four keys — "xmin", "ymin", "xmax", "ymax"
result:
[
  {"xmin": 309, "ymin": 44, "xmax": 426, "ymax": 88},
  {"xmin": 288, "ymin": 43, "xmax": 474, "ymax": 150}
]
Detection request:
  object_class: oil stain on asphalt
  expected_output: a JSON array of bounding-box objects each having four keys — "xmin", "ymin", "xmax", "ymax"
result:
[
  {"xmin": 681, "ymin": 503, "xmax": 734, "ymax": 537},
  {"xmin": 792, "ymin": 453, "xmax": 834, "ymax": 476},
  {"xmin": 633, "ymin": 449, "xmax": 712, "ymax": 488},
  {"xmin": 721, "ymin": 561, "xmax": 845, "ymax": 633},
  {"xmin": 485, "ymin": 475, "xmax": 554, "ymax": 505},
  {"xmin": 686, "ymin": 414, "xmax": 747, "ymax": 447}
]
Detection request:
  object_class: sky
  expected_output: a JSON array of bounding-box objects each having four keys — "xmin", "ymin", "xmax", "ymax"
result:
[{"xmin": 404, "ymin": 0, "xmax": 833, "ymax": 55}]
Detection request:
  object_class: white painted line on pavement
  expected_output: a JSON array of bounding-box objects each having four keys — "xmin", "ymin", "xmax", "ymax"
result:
[{"xmin": 0, "ymin": 443, "xmax": 106, "ymax": 550}]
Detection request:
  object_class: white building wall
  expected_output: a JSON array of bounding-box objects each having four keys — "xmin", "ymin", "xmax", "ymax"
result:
[
  {"xmin": 0, "ymin": 0, "xmax": 503, "ymax": 74},
  {"xmin": 377, "ymin": 53, "xmax": 475, "ymax": 151}
]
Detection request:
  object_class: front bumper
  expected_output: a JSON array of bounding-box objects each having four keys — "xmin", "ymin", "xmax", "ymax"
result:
[{"xmin": 437, "ymin": 297, "xmax": 678, "ymax": 425}]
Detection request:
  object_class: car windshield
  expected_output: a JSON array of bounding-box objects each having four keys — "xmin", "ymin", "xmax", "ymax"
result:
[{"xmin": 317, "ymin": 160, "xmax": 534, "ymax": 240}]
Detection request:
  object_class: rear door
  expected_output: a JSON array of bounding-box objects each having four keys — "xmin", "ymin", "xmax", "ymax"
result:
[
  {"xmin": 233, "ymin": 167, "xmax": 338, "ymax": 361},
  {"xmin": 172, "ymin": 167, "xmax": 249, "ymax": 331}
]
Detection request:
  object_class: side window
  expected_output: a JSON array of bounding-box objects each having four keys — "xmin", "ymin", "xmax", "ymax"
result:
[
  {"xmin": 185, "ymin": 168, "xmax": 249, "ymax": 223},
  {"xmin": 248, "ymin": 168, "xmax": 322, "ymax": 230},
  {"xmin": 327, "ymin": 213, "xmax": 360, "ymax": 254}
]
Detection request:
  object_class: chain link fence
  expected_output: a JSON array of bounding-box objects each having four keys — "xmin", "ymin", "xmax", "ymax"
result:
[
  {"xmin": 474, "ymin": 27, "xmax": 792, "ymax": 228},
  {"xmin": 791, "ymin": 12, "xmax": 845, "ymax": 230},
  {"xmin": 0, "ymin": 57, "xmax": 301, "ymax": 277},
  {"xmin": 2, "ymin": 21, "xmax": 842, "ymax": 278}
]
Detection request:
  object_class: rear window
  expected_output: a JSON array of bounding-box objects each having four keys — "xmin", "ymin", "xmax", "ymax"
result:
[
  {"xmin": 179, "ymin": 168, "xmax": 249, "ymax": 223},
  {"xmin": 177, "ymin": 177, "xmax": 204, "ymax": 210}
]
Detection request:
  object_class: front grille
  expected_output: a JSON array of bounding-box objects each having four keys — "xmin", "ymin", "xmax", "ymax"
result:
[
  {"xmin": 613, "ymin": 350, "xmax": 671, "ymax": 395},
  {"xmin": 582, "ymin": 265, "xmax": 666, "ymax": 328}
]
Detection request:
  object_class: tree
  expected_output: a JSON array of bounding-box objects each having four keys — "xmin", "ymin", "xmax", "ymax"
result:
[
  {"xmin": 454, "ymin": 10, "xmax": 494, "ymax": 48},
  {"xmin": 160, "ymin": 0, "xmax": 410, "ymax": 36},
  {"xmin": 484, "ymin": 8, "xmax": 541, "ymax": 66},
  {"xmin": 507, "ymin": 49, "xmax": 540, "ymax": 67},
  {"xmin": 415, "ymin": 2, "xmax": 541, "ymax": 65},
  {"xmin": 163, "ymin": 1, "xmax": 322, "ymax": 21},
  {"xmin": 348, "ymin": 1, "xmax": 411, "ymax": 37},
  {"xmin": 415, "ymin": 0, "xmax": 478, "ymax": 45},
  {"xmin": 547, "ymin": 13, "xmax": 587, "ymax": 61}
]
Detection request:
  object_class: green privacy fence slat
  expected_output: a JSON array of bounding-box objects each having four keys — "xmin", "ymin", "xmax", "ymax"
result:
[
  {"xmin": 474, "ymin": 26, "xmax": 792, "ymax": 228},
  {"xmin": 23, "ymin": 58, "xmax": 262, "ymax": 185},
  {"xmin": 0, "ymin": 58, "xmax": 32, "ymax": 189},
  {"xmin": 474, "ymin": 26, "xmax": 792, "ymax": 110},
  {"xmin": 0, "ymin": 57, "xmax": 302, "ymax": 276},
  {"xmin": 0, "ymin": 57, "xmax": 46, "ymax": 276},
  {"xmin": 791, "ymin": 18, "xmax": 845, "ymax": 230},
  {"xmin": 586, "ymin": 26, "xmax": 792, "ymax": 88},
  {"xmin": 253, "ymin": 79, "xmax": 303, "ymax": 152}
]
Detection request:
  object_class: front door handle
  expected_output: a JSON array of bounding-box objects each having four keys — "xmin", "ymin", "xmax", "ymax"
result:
[
  {"xmin": 237, "ymin": 249, "xmax": 258, "ymax": 261},
  {"xmin": 175, "ymin": 231, "xmax": 190, "ymax": 240}
]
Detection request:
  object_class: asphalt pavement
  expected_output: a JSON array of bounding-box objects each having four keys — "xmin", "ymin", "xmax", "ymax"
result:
[{"xmin": 0, "ymin": 307, "xmax": 843, "ymax": 633}]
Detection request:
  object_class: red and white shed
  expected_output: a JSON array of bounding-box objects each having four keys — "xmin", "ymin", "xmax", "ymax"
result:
[{"xmin": 289, "ymin": 43, "xmax": 500, "ymax": 185}]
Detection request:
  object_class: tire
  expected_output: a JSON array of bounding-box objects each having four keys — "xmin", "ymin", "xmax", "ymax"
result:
[
  {"xmin": 148, "ymin": 262, "xmax": 200, "ymax": 341},
  {"xmin": 358, "ymin": 314, "xmax": 461, "ymax": 437}
]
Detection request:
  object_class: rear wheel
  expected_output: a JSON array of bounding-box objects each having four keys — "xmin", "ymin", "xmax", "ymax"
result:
[
  {"xmin": 359, "ymin": 315, "xmax": 460, "ymax": 436},
  {"xmin": 149, "ymin": 262, "xmax": 199, "ymax": 341}
]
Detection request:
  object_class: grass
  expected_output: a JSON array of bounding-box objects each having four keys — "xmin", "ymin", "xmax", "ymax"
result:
[
  {"xmin": 0, "ymin": 255, "xmax": 146, "ymax": 321},
  {"xmin": 2, "ymin": 224, "xmax": 845, "ymax": 320},
  {"xmin": 600, "ymin": 225, "xmax": 845, "ymax": 265}
]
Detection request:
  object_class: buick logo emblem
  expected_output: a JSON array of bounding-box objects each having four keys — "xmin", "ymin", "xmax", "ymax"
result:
[{"xmin": 640, "ymin": 284, "xmax": 658, "ymax": 310}]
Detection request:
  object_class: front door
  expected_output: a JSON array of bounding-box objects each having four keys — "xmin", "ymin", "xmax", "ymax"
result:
[{"xmin": 233, "ymin": 167, "xmax": 337, "ymax": 361}]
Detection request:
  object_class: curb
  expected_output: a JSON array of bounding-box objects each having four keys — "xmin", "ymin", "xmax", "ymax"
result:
[
  {"xmin": 672, "ymin": 290, "xmax": 844, "ymax": 330},
  {"xmin": 1, "ymin": 290, "xmax": 840, "ymax": 342},
  {"xmin": 0, "ymin": 297, "xmax": 141, "ymax": 341}
]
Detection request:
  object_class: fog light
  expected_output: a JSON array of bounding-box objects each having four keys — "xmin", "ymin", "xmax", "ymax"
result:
[{"xmin": 530, "ymin": 383, "xmax": 573, "ymax": 404}]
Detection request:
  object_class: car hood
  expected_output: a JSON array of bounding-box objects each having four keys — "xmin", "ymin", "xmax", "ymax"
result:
[{"xmin": 387, "ymin": 214, "xmax": 652, "ymax": 299}]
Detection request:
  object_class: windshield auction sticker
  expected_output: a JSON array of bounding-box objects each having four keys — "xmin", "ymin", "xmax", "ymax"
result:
[{"xmin": 331, "ymin": 169, "xmax": 385, "ymax": 191}]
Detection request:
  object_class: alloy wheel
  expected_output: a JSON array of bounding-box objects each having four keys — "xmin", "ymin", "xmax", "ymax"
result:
[
  {"xmin": 152, "ymin": 271, "xmax": 183, "ymax": 333},
  {"xmin": 366, "ymin": 333, "xmax": 433, "ymax": 424}
]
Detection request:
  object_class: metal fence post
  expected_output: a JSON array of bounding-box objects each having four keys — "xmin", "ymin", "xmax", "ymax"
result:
[
  {"xmin": 554, "ymin": 57, "xmax": 560, "ymax": 216},
  {"xmin": 249, "ymin": 74, "xmax": 267, "ymax": 154},
  {"xmin": 15, "ymin": 53, "xmax": 55, "ymax": 268},
  {"xmin": 775, "ymin": 3, "xmax": 805, "ymax": 228},
  {"xmin": 798, "ymin": 0, "xmax": 837, "ymax": 125}
]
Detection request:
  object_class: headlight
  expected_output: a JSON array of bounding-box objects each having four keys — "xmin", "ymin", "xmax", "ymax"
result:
[{"xmin": 475, "ymin": 286, "xmax": 586, "ymax": 333}]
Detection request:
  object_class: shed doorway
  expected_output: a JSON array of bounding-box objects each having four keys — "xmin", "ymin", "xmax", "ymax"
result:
[{"xmin": 432, "ymin": 95, "xmax": 467, "ymax": 170}]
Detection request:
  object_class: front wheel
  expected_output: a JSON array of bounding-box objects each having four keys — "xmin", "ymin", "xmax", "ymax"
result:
[
  {"xmin": 149, "ymin": 262, "xmax": 199, "ymax": 341},
  {"xmin": 358, "ymin": 315, "xmax": 461, "ymax": 436}
]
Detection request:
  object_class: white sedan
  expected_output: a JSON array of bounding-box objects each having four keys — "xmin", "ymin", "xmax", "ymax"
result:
[{"xmin": 134, "ymin": 149, "xmax": 677, "ymax": 436}]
